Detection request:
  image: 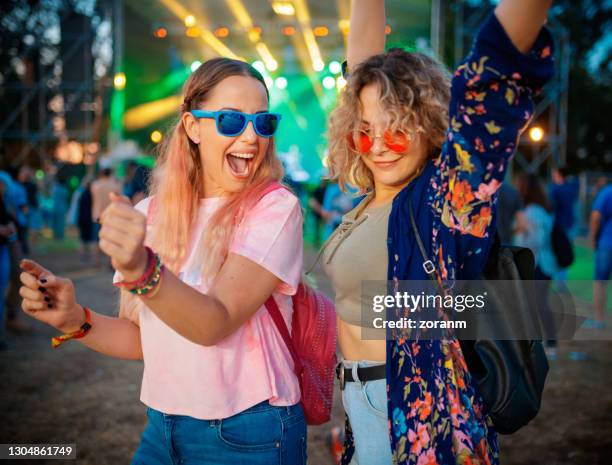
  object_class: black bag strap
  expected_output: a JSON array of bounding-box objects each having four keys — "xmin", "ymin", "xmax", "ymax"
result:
[{"xmin": 407, "ymin": 190, "xmax": 439, "ymax": 282}]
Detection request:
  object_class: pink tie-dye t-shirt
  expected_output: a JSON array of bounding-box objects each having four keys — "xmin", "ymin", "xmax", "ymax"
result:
[{"xmin": 119, "ymin": 188, "xmax": 303, "ymax": 420}]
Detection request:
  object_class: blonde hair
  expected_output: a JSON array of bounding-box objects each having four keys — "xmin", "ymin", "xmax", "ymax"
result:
[
  {"xmin": 120, "ymin": 58, "xmax": 283, "ymax": 322},
  {"xmin": 327, "ymin": 49, "xmax": 451, "ymax": 194}
]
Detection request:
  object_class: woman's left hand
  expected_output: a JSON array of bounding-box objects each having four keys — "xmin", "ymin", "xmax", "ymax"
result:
[{"xmin": 99, "ymin": 193, "xmax": 148, "ymax": 281}]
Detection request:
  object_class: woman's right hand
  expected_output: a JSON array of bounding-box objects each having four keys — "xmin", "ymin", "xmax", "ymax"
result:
[{"xmin": 19, "ymin": 259, "xmax": 85, "ymax": 333}]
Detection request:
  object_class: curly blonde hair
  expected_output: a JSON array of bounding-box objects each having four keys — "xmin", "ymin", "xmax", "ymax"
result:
[{"xmin": 327, "ymin": 48, "xmax": 451, "ymax": 194}]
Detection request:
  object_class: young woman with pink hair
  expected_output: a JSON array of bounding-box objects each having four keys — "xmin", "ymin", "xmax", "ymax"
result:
[{"xmin": 18, "ymin": 58, "xmax": 307, "ymax": 464}]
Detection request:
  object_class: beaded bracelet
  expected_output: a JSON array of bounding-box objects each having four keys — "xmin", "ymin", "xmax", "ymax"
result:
[
  {"xmin": 140, "ymin": 265, "xmax": 165, "ymax": 299},
  {"xmin": 114, "ymin": 247, "xmax": 156, "ymax": 290},
  {"xmin": 129, "ymin": 255, "xmax": 164, "ymax": 297}
]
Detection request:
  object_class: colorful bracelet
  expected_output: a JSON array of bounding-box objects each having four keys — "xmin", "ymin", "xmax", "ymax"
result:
[
  {"xmin": 51, "ymin": 307, "xmax": 92, "ymax": 348},
  {"xmin": 140, "ymin": 265, "xmax": 165, "ymax": 299},
  {"xmin": 114, "ymin": 247, "xmax": 156, "ymax": 290},
  {"xmin": 129, "ymin": 255, "xmax": 164, "ymax": 297}
]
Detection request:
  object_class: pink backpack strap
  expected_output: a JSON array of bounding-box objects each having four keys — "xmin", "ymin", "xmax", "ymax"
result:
[{"xmin": 265, "ymin": 296, "xmax": 304, "ymax": 376}]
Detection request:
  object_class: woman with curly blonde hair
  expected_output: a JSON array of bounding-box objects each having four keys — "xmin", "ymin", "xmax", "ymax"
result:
[
  {"xmin": 322, "ymin": 0, "xmax": 554, "ymax": 464},
  {"xmin": 18, "ymin": 58, "xmax": 307, "ymax": 464}
]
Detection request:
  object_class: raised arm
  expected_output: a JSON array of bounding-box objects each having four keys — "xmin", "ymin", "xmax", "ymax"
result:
[
  {"xmin": 495, "ymin": 0, "xmax": 553, "ymax": 53},
  {"xmin": 347, "ymin": 0, "xmax": 386, "ymax": 69}
]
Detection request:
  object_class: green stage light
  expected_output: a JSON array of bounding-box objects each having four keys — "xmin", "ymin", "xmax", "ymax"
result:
[
  {"xmin": 275, "ymin": 77, "xmax": 288, "ymax": 89},
  {"xmin": 322, "ymin": 76, "xmax": 335, "ymax": 89},
  {"xmin": 190, "ymin": 60, "xmax": 202, "ymax": 72},
  {"xmin": 329, "ymin": 61, "xmax": 342, "ymax": 74},
  {"xmin": 264, "ymin": 76, "xmax": 273, "ymax": 89}
]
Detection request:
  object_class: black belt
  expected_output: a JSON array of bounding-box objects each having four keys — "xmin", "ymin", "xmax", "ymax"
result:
[{"xmin": 336, "ymin": 363, "xmax": 386, "ymax": 390}]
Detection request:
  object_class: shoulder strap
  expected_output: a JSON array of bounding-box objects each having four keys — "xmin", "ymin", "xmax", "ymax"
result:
[
  {"xmin": 407, "ymin": 190, "xmax": 438, "ymax": 280},
  {"xmin": 265, "ymin": 297, "xmax": 304, "ymax": 376},
  {"xmin": 260, "ymin": 182, "xmax": 304, "ymax": 376}
]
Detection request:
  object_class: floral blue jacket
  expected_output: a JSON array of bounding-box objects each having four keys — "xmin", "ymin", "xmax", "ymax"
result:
[{"xmin": 341, "ymin": 13, "xmax": 554, "ymax": 465}]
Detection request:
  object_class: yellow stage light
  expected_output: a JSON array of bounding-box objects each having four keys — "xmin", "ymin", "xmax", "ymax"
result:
[
  {"xmin": 313, "ymin": 26, "xmax": 329, "ymax": 37},
  {"xmin": 184, "ymin": 15, "xmax": 196, "ymax": 27},
  {"xmin": 529, "ymin": 126, "xmax": 544, "ymax": 142},
  {"xmin": 214, "ymin": 27, "xmax": 229, "ymax": 38},
  {"xmin": 272, "ymin": 2, "xmax": 295, "ymax": 16},
  {"xmin": 185, "ymin": 27, "xmax": 201, "ymax": 38},
  {"xmin": 151, "ymin": 130, "xmax": 163, "ymax": 144},
  {"xmin": 113, "ymin": 72, "xmax": 126, "ymax": 90}
]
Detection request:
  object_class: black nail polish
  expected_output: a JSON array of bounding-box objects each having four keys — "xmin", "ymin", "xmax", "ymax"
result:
[
  {"xmin": 44, "ymin": 296, "xmax": 50, "ymax": 302},
  {"xmin": 47, "ymin": 304, "xmax": 53, "ymax": 309},
  {"xmin": 38, "ymin": 286, "xmax": 47, "ymax": 293},
  {"xmin": 40, "ymin": 278, "xmax": 47, "ymax": 283}
]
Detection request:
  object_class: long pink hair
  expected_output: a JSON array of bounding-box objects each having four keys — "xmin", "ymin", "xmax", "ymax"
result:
[{"xmin": 120, "ymin": 58, "xmax": 284, "ymax": 322}]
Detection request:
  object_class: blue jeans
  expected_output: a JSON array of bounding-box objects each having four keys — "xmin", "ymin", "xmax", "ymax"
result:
[
  {"xmin": 131, "ymin": 401, "xmax": 307, "ymax": 465},
  {"xmin": 341, "ymin": 360, "xmax": 393, "ymax": 465}
]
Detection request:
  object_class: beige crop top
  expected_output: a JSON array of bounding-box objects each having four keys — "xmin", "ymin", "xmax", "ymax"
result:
[{"xmin": 321, "ymin": 195, "xmax": 392, "ymax": 329}]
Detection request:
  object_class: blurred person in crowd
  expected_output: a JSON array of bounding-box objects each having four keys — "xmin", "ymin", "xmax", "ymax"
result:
[
  {"xmin": 123, "ymin": 161, "xmax": 150, "ymax": 205},
  {"xmin": 50, "ymin": 176, "xmax": 69, "ymax": 240},
  {"xmin": 587, "ymin": 183, "xmax": 611, "ymax": 329},
  {"xmin": 322, "ymin": 181, "xmax": 359, "ymax": 239},
  {"xmin": 515, "ymin": 173, "xmax": 558, "ymax": 352},
  {"xmin": 75, "ymin": 179, "xmax": 95, "ymax": 264},
  {"xmin": 496, "ymin": 181, "xmax": 527, "ymax": 244},
  {"xmin": 0, "ymin": 171, "xmax": 30, "ymax": 333},
  {"xmin": 0, "ymin": 177, "xmax": 18, "ymax": 349},
  {"xmin": 550, "ymin": 166, "xmax": 579, "ymax": 285},
  {"xmin": 17, "ymin": 166, "xmax": 40, "ymax": 255},
  {"xmin": 91, "ymin": 168, "xmax": 121, "ymax": 264},
  {"xmin": 308, "ymin": 178, "xmax": 330, "ymax": 247},
  {"xmin": 550, "ymin": 167, "xmax": 579, "ymax": 234}
]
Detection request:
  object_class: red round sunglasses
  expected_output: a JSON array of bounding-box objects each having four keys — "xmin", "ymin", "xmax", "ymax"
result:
[{"xmin": 347, "ymin": 129, "xmax": 411, "ymax": 154}]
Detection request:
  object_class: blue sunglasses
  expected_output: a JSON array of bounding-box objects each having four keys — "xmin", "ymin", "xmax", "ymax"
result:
[{"xmin": 190, "ymin": 110, "xmax": 282, "ymax": 138}]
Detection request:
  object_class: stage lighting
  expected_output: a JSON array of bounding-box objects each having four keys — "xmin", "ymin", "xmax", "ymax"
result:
[
  {"xmin": 529, "ymin": 126, "xmax": 544, "ymax": 142},
  {"xmin": 214, "ymin": 27, "xmax": 229, "ymax": 38},
  {"xmin": 251, "ymin": 60, "xmax": 266, "ymax": 74},
  {"xmin": 272, "ymin": 2, "xmax": 295, "ymax": 16},
  {"xmin": 190, "ymin": 61, "xmax": 202, "ymax": 72},
  {"xmin": 329, "ymin": 61, "xmax": 342, "ymax": 74},
  {"xmin": 313, "ymin": 60, "xmax": 324, "ymax": 72},
  {"xmin": 151, "ymin": 130, "xmax": 163, "ymax": 144},
  {"xmin": 336, "ymin": 76, "xmax": 347, "ymax": 90},
  {"xmin": 385, "ymin": 25, "xmax": 392, "ymax": 35},
  {"xmin": 281, "ymin": 26, "xmax": 296, "ymax": 36},
  {"xmin": 313, "ymin": 26, "xmax": 329, "ymax": 37},
  {"xmin": 322, "ymin": 76, "xmax": 335, "ymax": 89},
  {"xmin": 184, "ymin": 15, "xmax": 196, "ymax": 27},
  {"xmin": 275, "ymin": 77, "xmax": 288, "ymax": 89},
  {"xmin": 154, "ymin": 27, "xmax": 167, "ymax": 39},
  {"xmin": 185, "ymin": 27, "xmax": 201, "ymax": 38},
  {"xmin": 264, "ymin": 76, "xmax": 274, "ymax": 89},
  {"xmin": 113, "ymin": 72, "xmax": 126, "ymax": 90}
]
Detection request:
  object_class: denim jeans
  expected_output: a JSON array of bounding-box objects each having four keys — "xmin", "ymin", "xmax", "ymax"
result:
[
  {"xmin": 341, "ymin": 360, "xmax": 393, "ymax": 465},
  {"xmin": 131, "ymin": 401, "xmax": 307, "ymax": 465}
]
